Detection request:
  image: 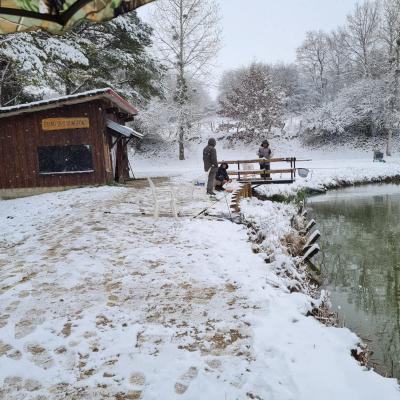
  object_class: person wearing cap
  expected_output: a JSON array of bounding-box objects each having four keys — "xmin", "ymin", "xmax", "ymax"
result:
[
  {"xmin": 258, "ymin": 139, "xmax": 272, "ymax": 179},
  {"xmin": 215, "ymin": 162, "xmax": 231, "ymax": 191},
  {"xmin": 203, "ymin": 138, "xmax": 218, "ymax": 195}
]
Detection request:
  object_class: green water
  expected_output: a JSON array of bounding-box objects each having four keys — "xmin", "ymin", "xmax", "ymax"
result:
[{"xmin": 309, "ymin": 184, "xmax": 400, "ymax": 379}]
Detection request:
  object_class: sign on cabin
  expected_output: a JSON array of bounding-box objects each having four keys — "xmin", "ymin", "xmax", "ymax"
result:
[{"xmin": 42, "ymin": 117, "xmax": 90, "ymax": 131}]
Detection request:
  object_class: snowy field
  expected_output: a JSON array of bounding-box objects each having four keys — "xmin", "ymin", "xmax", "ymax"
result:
[
  {"xmin": 1, "ymin": 149, "xmax": 400, "ymax": 399},
  {"xmin": 133, "ymin": 138, "xmax": 400, "ymax": 198}
]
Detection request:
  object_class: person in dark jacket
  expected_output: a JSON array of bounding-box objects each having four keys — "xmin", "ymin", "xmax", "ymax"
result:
[
  {"xmin": 215, "ymin": 163, "xmax": 230, "ymax": 191},
  {"xmin": 203, "ymin": 138, "xmax": 218, "ymax": 195},
  {"xmin": 258, "ymin": 139, "xmax": 272, "ymax": 179}
]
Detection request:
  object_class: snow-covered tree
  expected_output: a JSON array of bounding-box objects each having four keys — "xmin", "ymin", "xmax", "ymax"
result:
[
  {"xmin": 0, "ymin": 12, "xmax": 162, "ymax": 107},
  {"xmin": 302, "ymin": 77, "xmax": 388, "ymax": 138},
  {"xmin": 325, "ymin": 28, "xmax": 353, "ymax": 95},
  {"xmin": 137, "ymin": 74, "xmax": 213, "ymax": 141},
  {"xmin": 59, "ymin": 13, "xmax": 162, "ymax": 104},
  {"xmin": 292, "ymin": 0, "xmax": 400, "ymax": 148},
  {"xmin": 269, "ymin": 63, "xmax": 307, "ymax": 113},
  {"xmin": 380, "ymin": 0, "xmax": 400, "ymax": 58},
  {"xmin": 219, "ymin": 63, "xmax": 283, "ymax": 138},
  {"xmin": 151, "ymin": 0, "xmax": 221, "ymax": 159},
  {"xmin": 296, "ymin": 31, "xmax": 329, "ymax": 103},
  {"xmin": 33, "ymin": 32, "xmax": 89, "ymax": 97},
  {"xmin": 0, "ymin": 33, "xmax": 88, "ymax": 106},
  {"xmin": 345, "ymin": 0, "xmax": 381, "ymax": 78}
]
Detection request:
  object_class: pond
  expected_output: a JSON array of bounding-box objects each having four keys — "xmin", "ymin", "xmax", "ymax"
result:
[{"xmin": 309, "ymin": 184, "xmax": 400, "ymax": 379}]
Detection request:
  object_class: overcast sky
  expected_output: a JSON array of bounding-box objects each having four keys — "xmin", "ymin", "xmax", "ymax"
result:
[{"xmin": 138, "ymin": 0, "xmax": 360, "ymax": 92}]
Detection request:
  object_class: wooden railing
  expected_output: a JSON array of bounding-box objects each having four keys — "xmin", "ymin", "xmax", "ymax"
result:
[{"xmin": 219, "ymin": 157, "xmax": 297, "ymax": 183}]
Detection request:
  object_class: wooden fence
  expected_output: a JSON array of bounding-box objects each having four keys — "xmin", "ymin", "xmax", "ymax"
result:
[{"xmin": 220, "ymin": 158, "xmax": 296, "ymax": 184}]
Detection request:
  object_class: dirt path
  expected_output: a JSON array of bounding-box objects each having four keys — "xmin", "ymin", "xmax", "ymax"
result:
[{"xmin": 0, "ymin": 184, "xmax": 259, "ymax": 399}]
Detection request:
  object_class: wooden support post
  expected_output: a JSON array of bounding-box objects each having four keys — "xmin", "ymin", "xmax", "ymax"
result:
[
  {"xmin": 305, "ymin": 219, "xmax": 316, "ymax": 232},
  {"xmin": 301, "ymin": 230, "xmax": 321, "ymax": 255},
  {"xmin": 293, "ymin": 157, "xmax": 296, "ymax": 180},
  {"xmin": 302, "ymin": 244, "xmax": 320, "ymax": 263}
]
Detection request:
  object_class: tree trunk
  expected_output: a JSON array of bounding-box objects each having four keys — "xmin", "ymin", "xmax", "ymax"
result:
[
  {"xmin": 388, "ymin": 45, "xmax": 400, "ymax": 156},
  {"xmin": 177, "ymin": 0, "xmax": 186, "ymax": 161},
  {"xmin": 387, "ymin": 129, "xmax": 393, "ymax": 156},
  {"xmin": 179, "ymin": 127, "xmax": 185, "ymax": 160}
]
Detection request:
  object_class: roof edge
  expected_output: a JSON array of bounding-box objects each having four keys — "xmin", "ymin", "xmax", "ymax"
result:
[{"xmin": 0, "ymin": 88, "xmax": 138, "ymax": 119}]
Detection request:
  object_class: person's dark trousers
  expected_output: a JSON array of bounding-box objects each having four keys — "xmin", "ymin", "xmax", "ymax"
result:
[
  {"xmin": 207, "ymin": 166, "xmax": 218, "ymax": 193},
  {"xmin": 259, "ymin": 162, "xmax": 270, "ymax": 179}
]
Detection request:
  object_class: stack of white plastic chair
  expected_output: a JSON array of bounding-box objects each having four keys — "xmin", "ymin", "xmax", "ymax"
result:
[
  {"xmin": 246, "ymin": 163, "xmax": 257, "ymax": 179},
  {"xmin": 147, "ymin": 177, "xmax": 178, "ymax": 220}
]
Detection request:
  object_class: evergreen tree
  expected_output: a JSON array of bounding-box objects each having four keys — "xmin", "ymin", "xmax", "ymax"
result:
[
  {"xmin": 57, "ymin": 13, "xmax": 163, "ymax": 104},
  {"xmin": 0, "ymin": 12, "xmax": 162, "ymax": 107},
  {"xmin": 0, "ymin": 32, "xmax": 91, "ymax": 106}
]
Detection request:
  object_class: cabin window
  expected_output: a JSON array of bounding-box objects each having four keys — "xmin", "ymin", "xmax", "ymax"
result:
[{"xmin": 37, "ymin": 145, "xmax": 94, "ymax": 174}]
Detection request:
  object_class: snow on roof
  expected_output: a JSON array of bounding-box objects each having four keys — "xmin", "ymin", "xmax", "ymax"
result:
[{"xmin": 0, "ymin": 88, "xmax": 138, "ymax": 119}]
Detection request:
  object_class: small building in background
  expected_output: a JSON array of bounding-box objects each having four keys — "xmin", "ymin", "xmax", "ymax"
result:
[{"xmin": 0, "ymin": 88, "xmax": 142, "ymax": 198}]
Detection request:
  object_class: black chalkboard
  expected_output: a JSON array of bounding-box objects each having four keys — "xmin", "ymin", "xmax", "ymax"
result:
[{"xmin": 38, "ymin": 145, "xmax": 94, "ymax": 173}]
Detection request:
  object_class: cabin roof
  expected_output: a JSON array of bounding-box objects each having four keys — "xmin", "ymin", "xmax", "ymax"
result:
[{"xmin": 0, "ymin": 88, "xmax": 138, "ymax": 119}]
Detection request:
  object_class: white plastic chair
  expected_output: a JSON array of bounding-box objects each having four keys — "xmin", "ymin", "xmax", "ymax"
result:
[{"xmin": 147, "ymin": 177, "xmax": 179, "ymax": 220}]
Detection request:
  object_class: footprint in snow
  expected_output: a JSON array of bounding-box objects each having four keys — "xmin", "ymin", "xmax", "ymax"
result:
[
  {"xmin": 14, "ymin": 309, "xmax": 45, "ymax": 339},
  {"xmin": 25, "ymin": 343, "xmax": 54, "ymax": 370},
  {"xmin": 2, "ymin": 376, "xmax": 42, "ymax": 393},
  {"xmin": 0, "ymin": 338, "xmax": 21, "ymax": 360},
  {"xmin": 174, "ymin": 366, "xmax": 198, "ymax": 395},
  {"xmin": 129, "ymin": 371, "xmax": 146, "ymax": 386}
]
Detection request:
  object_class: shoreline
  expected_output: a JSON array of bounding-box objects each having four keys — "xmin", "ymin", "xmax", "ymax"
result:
[
  {"xmin": 247, "ymin": 175, "xmax": 400, "ymax": 383},
  {"xmin": 255, "ymin": 174, "xmax": 400, "ymax": 203}
]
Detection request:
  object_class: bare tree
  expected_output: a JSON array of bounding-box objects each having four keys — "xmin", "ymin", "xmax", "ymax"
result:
[
  {"xmin": 380, "ymin": 0, "xmax": 400, "ymax": 155},
  {"xmin": 152, "ymin": 0, "xmax": 221, "ymax": 160},
  {"xmin": 345, "ymin": 0, "xmax": 381, "ymax": 77},
  {"xmin": 296, "ymin": 30, "xmax": 329, "ymax": 102},
  {"xmin": 380, "ymin": 0, "xmax": 400, "ymax": 59},
  {"xmin": 326, "ymin": 28, "xmax": 352, "ymax": 95}
]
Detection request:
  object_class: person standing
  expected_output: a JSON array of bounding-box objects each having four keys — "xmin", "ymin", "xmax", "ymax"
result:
[
  {"xmin": 258, "ymin": 139, "xmax": 272, "ymax": 179},
  {"xmin": 203, "ymin": 138, "xmax": 218, "ymax": 195}
]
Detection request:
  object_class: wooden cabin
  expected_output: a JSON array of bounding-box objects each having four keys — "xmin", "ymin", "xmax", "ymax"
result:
[{"xmin": 0, "ymin": 88, "xmax": 142, "ymax": 198}]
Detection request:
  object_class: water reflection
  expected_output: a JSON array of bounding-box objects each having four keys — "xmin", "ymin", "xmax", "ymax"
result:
[{"xmin": 310, "ymin": 185, "xmax": 400, "ymax": 379}]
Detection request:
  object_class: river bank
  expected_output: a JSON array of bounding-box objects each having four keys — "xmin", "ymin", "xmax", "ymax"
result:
[{"xmin": 249, "ymin": 164, "xmax": 400, "ymax": 384}]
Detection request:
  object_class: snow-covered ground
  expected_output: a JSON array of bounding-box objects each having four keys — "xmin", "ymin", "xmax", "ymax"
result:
[
  {"xmin": 1, "ymin": 148, "xmax": 400, "ymax": 399},
  {"xmin": 133, "ymin": 138, "xmax": 400, "ymax": 199}
]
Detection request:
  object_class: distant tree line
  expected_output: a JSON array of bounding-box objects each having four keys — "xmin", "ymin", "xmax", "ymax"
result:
[
  {"xmin": 298, "ymin": 0, "xmax": 400, "ymax": 151},
  {"xmin": 3, "ymin": 0, "xmax": 398, "ymax": 154},
  {"xmin": 218, "ymin": 0, "xmax": 400, "ymax": 149}
]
